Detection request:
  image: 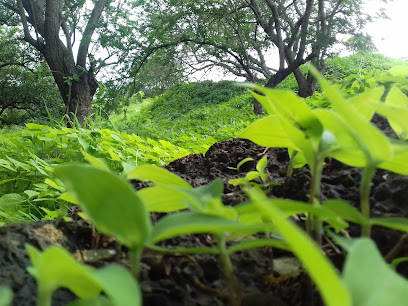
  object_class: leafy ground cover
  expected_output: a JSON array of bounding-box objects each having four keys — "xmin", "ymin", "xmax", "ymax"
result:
[
  {"xmin": 0, "ymin": 123, "xmax": 192, "ymax": 225},
  {"xmin": 1, "ymin": 54, "xmax": 408, "ymax": 306},
  {"xmin": 108, "ymin": 81, "xmax": 257, "ymax": 152}
]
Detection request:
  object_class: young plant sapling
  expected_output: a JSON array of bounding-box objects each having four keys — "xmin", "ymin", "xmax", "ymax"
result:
[
  {"xmin": 26, "ymin": 245, "xmax": 141, "ymax": 306},
  {"xmin": 228, "ymin": 156, "xmax": 276, "ymax": 188},
  {"xmin": 54, "ymin": 164, "xmax": 152, "ymax": 277},
  {"xmin": 247, "ymin": 187, "xmax": 351, "ymax": 306},
  {"xmin": 310, "ymin": 66, "xmax": 393, "ymax": 237},
  {"xmin": 239, "ymin": 84, "xmax": 338, "ymax": 244}
]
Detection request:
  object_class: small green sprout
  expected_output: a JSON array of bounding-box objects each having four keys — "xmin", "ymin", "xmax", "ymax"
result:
[
  {"xmin": 26, "ymin": 245, "xmax": 141, "ymax": 306},
  {"xmin": 229, "ymin": 156, "xmax": 277, "ymax": 188},
  {"xmin": 227, "ymin": 157, "xmax": 254, "ymax": 171}
]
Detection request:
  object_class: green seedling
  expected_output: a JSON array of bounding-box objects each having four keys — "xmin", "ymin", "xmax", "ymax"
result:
[
  {"xmin": 227, "ymin": 157, "xmax": 254, "ymax": 171},
  {"xmin": 239, "ymin": 83, "xmax": 339, "ymax": 243},
  {"xmin": 54, "ymin": 164, "xmax": 152, "ymax": 277},
  {"xmin": 55, "ymin": 163, "xmax": 285, "ymax": 306},
  {"xmin": 310, "ymin": 66, "xmax": 408, "ymax": 237},
  {"xmin": 26, "ymin": 245, "xmax": 141, "ymax": 306},
  {"xmin": 241, "ymin": 68, "xmax": 408, "ymax": 240},
  {"xmin": 247, "ymin": 187, "xmax": 351, "ymax": 306},
  {"xmin": 228, "ymin": 156, "xmax": 277, "ymax": 188}
]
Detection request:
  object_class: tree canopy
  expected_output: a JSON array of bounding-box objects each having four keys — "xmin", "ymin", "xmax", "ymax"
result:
[
  {"xmin": 0, "ymin": 26, "xmax": 62, "ymax": 125},
  {"xmin": 131, "ymin": 0, "xmax": 386, "ymax": 105}
]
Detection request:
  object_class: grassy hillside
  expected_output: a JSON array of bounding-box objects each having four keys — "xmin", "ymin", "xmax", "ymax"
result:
[
  {"xmin": 109, "ymin": 81, "xmax": 257, "ymax": 153},
  {"xmin": 108, "ymin": 52, "xmax": 407, "ymax": 152}
]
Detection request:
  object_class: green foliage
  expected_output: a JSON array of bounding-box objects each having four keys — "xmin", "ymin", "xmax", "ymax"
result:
[
  {"xmin": 240, "ymin": 67, "xmax": 408, "ymax": 240},
  {"xmin": 0, "ymin": 123, "xmax": 192, "ymax": 224},
  {"xmin": 110, "ymin": 81, "xmax": 256, "ymax": 152},
  {"xmin": 3, "ymin": 54, "xmax": 408, "ymax": 306},
  {"xmin": 248, "ymin": 187, "xmax": 351, "ymax": 306},
  {"xmin": 326, "ymin": 53, "xmax": 407, "ymax": 84},
  {"xmin": 0, "ymin": 27, "xmax": 63, "ymax": 126},
  {"xmin": 345, "ymin": 34, "xmax": 377, "ymax": 54},
  {"xmin": 26, "ymin": 245, "xmax": 141, "ymax": 306},
  {"xmin": 54, "ymin": 165, "xmax": 152, "ymax": 250},
  {"xmin": 229, "ymin": 156, "xmax": 274, "ymax": 187},
  {"xmin": 342, "ymin": 239, "xmax": 408, "ymax": 306}
]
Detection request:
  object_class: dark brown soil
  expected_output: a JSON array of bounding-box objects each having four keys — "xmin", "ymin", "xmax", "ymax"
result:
[{"xmin": 1, "ymin": 115, "xmax": 408, "ymax": 306}]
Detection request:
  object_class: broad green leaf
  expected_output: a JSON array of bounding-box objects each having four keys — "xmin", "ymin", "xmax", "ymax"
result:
[
  {"xmin": 0, "ymin": 286, "xmax": 13, "ymax": 306},
  {"xmin": 370, "ymin": 217, "xmax": 408, "ymax": 232},
  {"xmin": 246, "ymin": 171, "xmax": 260, "ymax": 181},
  {"xmin": 172, "ymin": 178, "xmax": 224, "ymax": 213},
  {"xmin": 26, "ymin": 245, "xmax": 102, "ymax": 299},
  {"xmin": 81, "ymin": 150, "xmax": 110, "ymax": 171},
  {"xmin": 58, "ymin": 192, "xmax": 78, "ymax": 204},
  {"xmin": 247, "ymin": 88, "xmax": 275, "ymax": 115},
  {"xmin": 26, "ymin": 123, "xmax": 50, "ymax": 130},
  {"xmin": 252, "ymin": 88, "xmax": 323, "ymax": 165},
  {"xmin": 248, "ymin": 188, "xmax": 351, "ymax": 306},
  {"xmin": 380, "ymin": 138, "xmax": 408, "ymax": 175},
  {"xmin": 239, "ymin": 116, "xmax": 296, "ymax": 149},
  {"xmin": 310, "ymin": 65, "xmax": 392, "ymax": 164},
  {"xmin": 0, "ymin": 193, "xmax": 23, "ymax": 212},
  {"xmin": 343, "ymin": 239, "xmax": 408, "ymax": 306},
  {"xmin": 256, "ymin": 156, "xmax": 268, "ymax": 172},
  {"xmin": 78, "ymin": 138, "xmax": 90, "ymax": 152},
  {"xmin": 288, "ymin": 149, "xmax": 307, "ymax": 169},
  {"xmin": 91, "ymin": 264, "xmax": 141, "ymax": 306},
  {"xmin": 348, "ymin": 87, "xmax": 383, "ymax": 122},
  {"xmin": 44, "ymin": 178, "xmax": 63, "ymax": 191},
  {"xmin": 322, "ymin": 200, "xmax": 364, "ymax": 224},
  {"xmin": 24, "ymin": 190, "xmax": 40, "ymax": 198},
  {"xmin": 54, "ymin": 164, "xmax": 152, "ymax": 249},
  {"xmin": 388, "ymin": 65, "xmax": 408, "ymax": 76},
  {"xmin": 138, "ymin": 186, "xmax": 187, "ymax": 212},
  {"xmin": 374, "ymin": 87, "xmax": 408, "ymax": 139},
  {"xmin": 261, "ymin": 89, "xmax": 323, "ymax": 142},
  {"xmin": 126, "ymin": 165, "xmax": 191, "ymax": 189},
  {"xmin": 314, "ymin": 109, "xmax": 366, "ymax": 167},
  {"xmin": 376, "ymin": 102, "xmax": 408, "ymax": 140},
  {"xmin": 107, "ymin": 148, "xmax": 121, "ymax": 161},
  {"xmin": 151, "ymin": 212, "xmax": 267, "ymax": 243},
  {"xmin": 386, "ymin": 86, "xmax": 408, "ymax": 108}
]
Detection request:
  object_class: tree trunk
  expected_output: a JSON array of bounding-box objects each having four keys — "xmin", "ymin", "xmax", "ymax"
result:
[
  {"xmin": 294, "ymin": 67, "xmax": 317, "ymax": 98},
  {"xmin": 44, "ymin": 57, "xmax": 96, "ymax": 126},
  {"xmin": 66, "ymin": 77, "xmax": 95, "ymax": 126}
]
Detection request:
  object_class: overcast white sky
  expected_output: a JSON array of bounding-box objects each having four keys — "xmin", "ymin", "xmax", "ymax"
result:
[{"xmin": 364, "ymin": 0, "xmax": 408, "ymax": 59}]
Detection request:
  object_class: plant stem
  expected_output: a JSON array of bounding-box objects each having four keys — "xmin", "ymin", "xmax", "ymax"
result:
[
  {"xmin": 129, "ymin": 248, "xmax": 143, "ymax": 278},
  {"xmin": 287, "ymin": 150, "xmax": 298, "ymax": 177},
  {"xmin": 38, "ymin": 289, "xmax": 52, "ymax": 306},
  {"xmin": 216, "ymin": 234, "xmax": 242, "ymax": 306},
  {"xmin": 307, "ymin": 158, "xmax": 324, "ymax": 246},
  {"xmin": 360, "ymin": 165, "xmax": 376, "ymax": 237}
]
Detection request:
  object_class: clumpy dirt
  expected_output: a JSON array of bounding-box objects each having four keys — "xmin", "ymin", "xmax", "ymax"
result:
[{"xmin": 1, "ymin": 115, "xmax": 408, "ymax": 305}]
